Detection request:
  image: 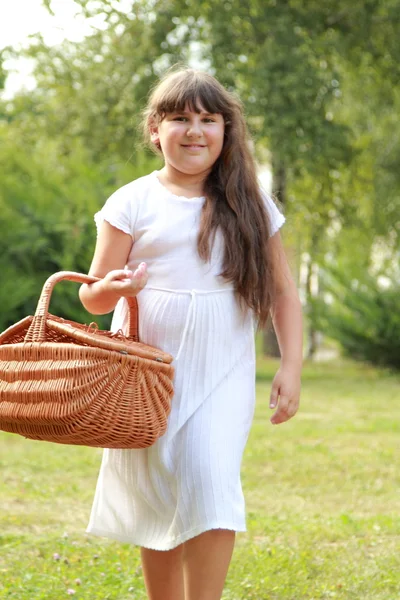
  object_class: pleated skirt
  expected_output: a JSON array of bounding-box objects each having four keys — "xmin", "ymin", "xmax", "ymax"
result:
[{"xmin": 86, "ymin": 286, "xmax": 256, "ymax": 550}]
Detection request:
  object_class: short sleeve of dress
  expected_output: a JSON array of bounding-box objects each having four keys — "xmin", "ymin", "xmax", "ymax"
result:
[
  {"xmin": 94, "ymin": 184, "xmax": 137, "ymax": 240},
  {"xmin": 261, "ymin": 189, "xmax": 286, "ymax": 237}
]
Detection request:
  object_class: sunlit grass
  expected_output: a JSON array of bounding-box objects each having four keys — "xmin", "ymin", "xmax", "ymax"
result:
[{"xmin": 1, "ymin": 357, "xmax": 399, "ymax": 599}]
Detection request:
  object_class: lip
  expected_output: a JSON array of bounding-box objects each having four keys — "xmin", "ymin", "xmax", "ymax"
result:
[{"xmin": 181, "ymin": 144, "xmax": 206, "ymax": 148}]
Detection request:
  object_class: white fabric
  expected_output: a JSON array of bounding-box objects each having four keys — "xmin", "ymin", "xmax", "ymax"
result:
[{"xmin": 87, "ymin": 170, "xmax": 285, "ymax": 550}]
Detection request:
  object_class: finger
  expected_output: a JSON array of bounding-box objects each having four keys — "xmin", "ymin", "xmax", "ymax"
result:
[
  {"xmin": 270, "ymin": 396, "xmax": 290, "ymax": 425},
  {"xmin": 131, "ymin": 274, "xmax": 148, "ymax": 288},
  {"xmin": 133, "ymin": 263, "xmax": 147, "ymax": 278},
  {"xmin": 271, "ymin": 397, "xmax": 298, "ymax": 425},
  {"xmin": 270, "ymin": 408, "xmax": 289, "ymax": 425},
  {"xmin": 269, "ymin": 384, "xmax": 279, "ymax": 409},
  {"xmin": 108, "ymin": 269, "xmax": 133, "ymax": 281},
  {"xmin": 119, "ymin": 271, "xmax": 148, "ymax": 294}
]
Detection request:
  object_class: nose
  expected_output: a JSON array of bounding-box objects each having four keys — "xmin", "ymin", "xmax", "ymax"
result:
[{"xmin": 187, "ymin": 118, "xmax": 202, "ymax": 137}]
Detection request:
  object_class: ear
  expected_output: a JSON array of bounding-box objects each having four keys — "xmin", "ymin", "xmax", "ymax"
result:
[{"xmin": 149, "ymin": 124, "xmax": 160, "ymax": 145}]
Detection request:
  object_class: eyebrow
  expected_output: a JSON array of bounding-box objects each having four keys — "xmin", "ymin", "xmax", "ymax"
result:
[{"xmin": 171, "ymin": 110, "xmax": 218, "ymax": 116}]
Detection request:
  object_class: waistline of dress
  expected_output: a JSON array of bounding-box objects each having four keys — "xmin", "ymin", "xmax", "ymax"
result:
[
  {"xmin": 140, "ymin": 286, "xmax": 234, "ymax": 361},
  {"xmin": 143, "ymin": 286, "xmax": 235, "ymax": 296}
]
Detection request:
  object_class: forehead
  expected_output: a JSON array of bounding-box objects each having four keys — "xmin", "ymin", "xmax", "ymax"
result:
[{"xmin": 172, "ymin": 102, "xmax": 220, "ymax": 115}]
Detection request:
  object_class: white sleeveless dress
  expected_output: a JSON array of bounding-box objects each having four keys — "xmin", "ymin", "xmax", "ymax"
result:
[{"xmin": 86, "ymin": 171, "xmax": 285, "ymax": 550}]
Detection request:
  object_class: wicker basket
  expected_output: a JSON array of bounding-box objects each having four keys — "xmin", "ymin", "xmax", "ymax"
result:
[{"xmin": 0, "ymin": 272, "xmax": 174, "ymax": 448}]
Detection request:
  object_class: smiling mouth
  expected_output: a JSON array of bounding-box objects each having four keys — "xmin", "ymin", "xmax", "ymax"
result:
[{"xmin": 182, "ymin": 144, "xmax": 206, "ymax": 148}]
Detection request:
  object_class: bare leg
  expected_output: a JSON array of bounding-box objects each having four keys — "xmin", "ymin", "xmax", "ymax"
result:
[
  {"xmin": 141, "ymin": 545, "xmax": 185, "ymax": 600},
  {"xmin": 183, "ymin": 529, "xmax": 236, "ymax": 600}
]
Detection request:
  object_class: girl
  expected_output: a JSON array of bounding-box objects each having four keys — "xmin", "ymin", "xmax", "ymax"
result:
[{"xmin": 79, "ymin": 67, "xmax": 302, "ymax": 600}]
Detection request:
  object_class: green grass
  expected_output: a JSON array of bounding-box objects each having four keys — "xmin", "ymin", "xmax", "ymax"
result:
[{"xmin": 1, "ymin": 358, "xmax": 400, "ymax": 599}]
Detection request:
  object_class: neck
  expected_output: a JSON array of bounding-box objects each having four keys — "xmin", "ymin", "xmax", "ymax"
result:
[{"xmin": 159, "ymin": 165, "xmax": 209, "ymax": 194}]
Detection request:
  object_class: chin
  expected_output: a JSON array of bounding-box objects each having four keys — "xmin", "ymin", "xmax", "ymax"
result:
[{"xmin": 185, "ymin": 161, "xmax": 212, "ymax": 171}]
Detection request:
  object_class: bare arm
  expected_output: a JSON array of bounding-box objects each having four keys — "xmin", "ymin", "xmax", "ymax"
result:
[
  {"xmin": 268, "ymin": 232, "xmax": 303, "ymax": 424},
  {"xmin": 270, "ymin": 232, "xmax": 303, "ymax": 374},
  {"xmin": 79, "ymin": 221, "xmax": 148, "ymax": 315}
]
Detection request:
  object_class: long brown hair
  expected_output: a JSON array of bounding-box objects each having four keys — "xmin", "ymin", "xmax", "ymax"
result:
[{"xmin": 143, "ymin": 67, "xmax": 279, "ymax": 326}]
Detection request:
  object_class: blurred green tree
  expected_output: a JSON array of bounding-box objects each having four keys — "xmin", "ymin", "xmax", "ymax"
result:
[{"xmin": 0, "ymin": 0, "xmax": 398, "ymax": 361}]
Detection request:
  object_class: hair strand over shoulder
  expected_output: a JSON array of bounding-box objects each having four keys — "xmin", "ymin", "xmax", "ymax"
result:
[{"xmin": 143, "ymin": 67, "xmax": 280, "ymax": 326}]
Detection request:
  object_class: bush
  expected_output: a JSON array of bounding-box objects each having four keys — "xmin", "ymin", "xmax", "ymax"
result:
[{"xmin": 312, "ymin": 268, "xmax": 400, "ymax": 370}]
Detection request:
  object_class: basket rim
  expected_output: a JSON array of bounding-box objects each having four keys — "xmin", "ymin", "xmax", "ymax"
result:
[
  {"xmin": 0, "ymin": 341, "xmax": 174, "ymax": 368},
  {"xmin": 0, "ymin": 315, "xmax": 173, "ymax": 364},
  {"xmin": 47, "ymin": 319, "xmax": 174, "ymax": 363},
  {"xmin": 0, "ymin": 315, "xmax": 33, "ymax": 344}
]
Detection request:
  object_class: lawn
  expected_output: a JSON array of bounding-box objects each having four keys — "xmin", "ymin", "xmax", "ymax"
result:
[{"xmin": 1, "ymin": 357, "xmax": 399, "ymax": 599}]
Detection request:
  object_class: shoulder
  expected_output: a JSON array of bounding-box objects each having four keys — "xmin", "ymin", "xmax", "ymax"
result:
[
  {"xmin": 108, "ymin": 171, "xmax": 156, "ymax": 202},
  {"xmin": 95, "ymin": 172, "xmax": 156, "ymax": 237}
]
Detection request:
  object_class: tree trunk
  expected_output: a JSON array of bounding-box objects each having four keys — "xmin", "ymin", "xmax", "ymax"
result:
[
  {"xmin": 272, "ymin": 159, "xmax": 287, "ymax": 205},
  {"xmin": 305, "ymin": 233, "xmax": 322, "ymax": 360},
  {"xmin": 262, "ymin": 159, "xmax": 286, "ymax": 357}
]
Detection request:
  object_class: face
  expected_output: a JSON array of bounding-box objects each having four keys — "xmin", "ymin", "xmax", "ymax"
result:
[{"xmin": 150, "ymin": 102, "xmax": 225, "ymax": 178}]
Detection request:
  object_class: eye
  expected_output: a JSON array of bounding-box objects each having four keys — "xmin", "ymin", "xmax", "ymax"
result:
[
  {"xmin": 202, "ymin": 117, "xmax": 216, "ymax": 123},
  {"xmin": 173, "ymin": 116, "xmax": 187, "ymax": 121}
]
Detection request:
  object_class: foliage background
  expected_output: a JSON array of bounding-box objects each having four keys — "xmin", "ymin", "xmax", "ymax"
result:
[{"xmin": 0, "ymin": 2, "xmax": 399, "ymax": 346}]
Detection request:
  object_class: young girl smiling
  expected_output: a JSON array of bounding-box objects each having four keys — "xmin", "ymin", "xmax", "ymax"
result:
[{"xmin": 79, "ymin": 67, "xmax": 302, "ymax": 600}]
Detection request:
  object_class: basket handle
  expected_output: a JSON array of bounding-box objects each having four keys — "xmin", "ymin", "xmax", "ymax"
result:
[{"xmin": 25, "ymin": 271, "xmax": 139, "ymax": 343}]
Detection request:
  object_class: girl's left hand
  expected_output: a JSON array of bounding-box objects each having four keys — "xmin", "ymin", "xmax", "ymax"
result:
[{"xmin": 269, "ymin": 364, "xmax": 301, "ymax": 425}]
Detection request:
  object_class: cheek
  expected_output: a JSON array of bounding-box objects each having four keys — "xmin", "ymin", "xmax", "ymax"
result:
[
  {"xmin": 210, "ymin": 130, "xmax": 225, "ymax": 154},
  {"xmin": 166, "ymin": 123, "xmax": 183, "ymax": 136},
  {"xmin": 209, "ymin": 125, "xmax": 224, "ymax": 142},
  {"xmin": 161, "ymin": 130, "xmax": 182, "ymax": 150}
]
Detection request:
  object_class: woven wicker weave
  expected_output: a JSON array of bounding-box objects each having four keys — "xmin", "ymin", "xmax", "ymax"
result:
[{"xmin": 0, "ymin": 272, "xmax": 174, "ymax": 448}]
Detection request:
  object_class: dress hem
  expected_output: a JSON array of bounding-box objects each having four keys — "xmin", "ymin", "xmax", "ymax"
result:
[{"xmin": 86, "ymin": 521, "xmax": 246, "ymax": 551}]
